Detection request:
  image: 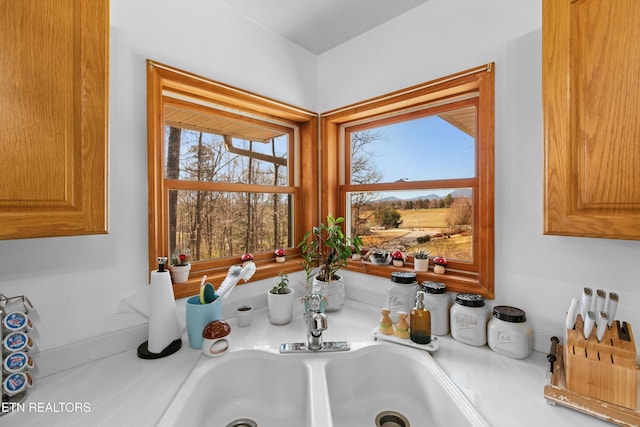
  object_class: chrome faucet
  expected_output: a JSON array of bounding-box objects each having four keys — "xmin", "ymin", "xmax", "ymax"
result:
[
  {"xmin": 279, "ymin": 293, "xmax": 350, "ymax": 354},
  {"xmin": 307, "ymin": 294, "xmax": 327, "ymax": 350}
]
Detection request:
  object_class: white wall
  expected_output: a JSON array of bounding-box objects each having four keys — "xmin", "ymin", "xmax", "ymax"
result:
[
  {"xmin": 1, "ymin": 0, "xmax": 639, "ymax": 355},
  {"xmin": 318, "ymin": 0, "xmax": 640, "ymax": 350},
  {"xmin": 0, "ymin": 0, "xmax": 317, "ymax": 352}
]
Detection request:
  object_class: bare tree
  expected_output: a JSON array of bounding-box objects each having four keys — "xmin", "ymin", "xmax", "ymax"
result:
[
  {"xmin": 350, "ymin": 130, "xmax": 385, "ymax": 236},
  {"xmin": 166, "ymin": 127, "xmax": 181, "ymax": 254}
]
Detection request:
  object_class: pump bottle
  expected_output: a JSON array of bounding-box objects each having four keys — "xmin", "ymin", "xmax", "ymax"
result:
[{"xmin": 410, "ymin": 291, "xmax": 431, "ymax": 344}]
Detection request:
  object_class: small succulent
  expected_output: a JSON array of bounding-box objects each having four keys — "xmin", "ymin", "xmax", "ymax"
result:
[
  {"xmin": 270, "ymin": 272, "xmax": 290, "ymax": 294},
  {"xmin": 413, "ymin": 249, "xmax": 430, "ymax": 260}
]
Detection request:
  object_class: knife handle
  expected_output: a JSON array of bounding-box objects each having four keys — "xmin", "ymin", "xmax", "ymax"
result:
[
  {"xmin": 584, "ymin": 311, "xmax": 596, "ymax": 339},
  {"xmin": 581, "ymin": 287, "xmax": 593, "ymax": 322},
  {"xmin": 596, "ymin": 312, "xmax": 608, "ymax": 341},
  {"xmin": 565, "ymin": 297, "xmax": 579, "ymax": 329},
  {"xmin": 595, "ymin": 289, "xmax": 606, "ymax": 315},
  {"xmin": 607, "ymin": 292, "xmax": 618, "ymax": 327}
]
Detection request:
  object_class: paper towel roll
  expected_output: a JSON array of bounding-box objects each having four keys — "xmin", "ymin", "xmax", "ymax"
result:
[{"xmin": 147, "ymin": 270, "xmax": 182, "ymax": 353}]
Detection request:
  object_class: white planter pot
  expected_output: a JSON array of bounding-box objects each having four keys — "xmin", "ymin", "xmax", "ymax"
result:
[
  {"xmin": 414, "ymin": 258, "xmax": 429, "ymax": 272},
  {"xmin": 267, "ymin": 288, "xmax": 295, "ymax": 325},
  {"xmin": 171, "ymin": 264, "xmax": 191, "ymax": 283},
  {"xmin": 313, "ymin": 275, "xmax": 345, "ymax": 312}
]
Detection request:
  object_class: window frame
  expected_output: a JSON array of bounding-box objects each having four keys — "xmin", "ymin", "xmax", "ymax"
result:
[
  {"xmin": 320, "ymin": 64, "xmax": 495, "ymax": 297},
  {"xmin": 147, "ymin": 61, "xmax": 319, "ymax": 298}
]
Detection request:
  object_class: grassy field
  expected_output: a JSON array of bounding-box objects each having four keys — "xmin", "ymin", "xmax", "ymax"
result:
[
  {"xmin": 396, "ymin": 208, "xmax": 450, "ymax": 229},
  {"xmin": 359, "ymin": 207, "xmax": 472, "ymax": 260}
]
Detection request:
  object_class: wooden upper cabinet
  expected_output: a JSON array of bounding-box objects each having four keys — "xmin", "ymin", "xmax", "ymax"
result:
[
  {"xmin": 543, "ymin": 0, "xmax": 640, "ymax": 240},
  {"xmin": 0, "ymin": 0, "xmax": 109, "ymax": 239}
]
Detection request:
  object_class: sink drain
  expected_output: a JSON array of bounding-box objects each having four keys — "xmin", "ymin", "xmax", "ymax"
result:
[
  {"xmin": 225, "ymin": 418, "xmax": 258, "ymax": 427},
  {"xmin": 375, "ymin": 410, "xmax": 410, "ymax": 427}
]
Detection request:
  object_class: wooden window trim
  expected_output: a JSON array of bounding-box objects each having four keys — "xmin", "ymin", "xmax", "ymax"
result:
[
  {"xmin": 147, "ymin": 61, "xmax": 318, "ymax": 298},
  {"xmin": 320, "ymin": 64, "xmax": 495, "ymax": 298}
]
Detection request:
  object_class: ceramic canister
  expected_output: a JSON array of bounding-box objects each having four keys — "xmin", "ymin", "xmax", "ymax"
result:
[
  {"xmin": 421, "ymin": 281, "xmax": 450, "ymax": 336},
  {"xmin": 488, "ymin": 305, "xmax": 533, "ymax": 359},
  {"xmin": 386, "ymin": 272, "xmax": 420, "ymax": 323},
  {"xmin": 450, "ymin": 293, "xmax": 490, "ymax": 347}
]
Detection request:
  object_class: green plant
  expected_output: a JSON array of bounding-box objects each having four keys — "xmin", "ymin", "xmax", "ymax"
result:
[
  {"xmin": 270, "ymin": 272, "xmax": 290, "ymax": 294},
  {"xmin": 298, "ymin": 214, "xmax": 363, "ymax": 283},
  {"xmin": 413, "ymin": 249, "xmax": 430, "ymax": 260}
]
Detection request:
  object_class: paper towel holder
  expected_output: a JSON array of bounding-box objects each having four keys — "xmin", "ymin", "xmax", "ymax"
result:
[{"xmin": 137, "ymin": 257, "xmax": 182, "ymax": 359}]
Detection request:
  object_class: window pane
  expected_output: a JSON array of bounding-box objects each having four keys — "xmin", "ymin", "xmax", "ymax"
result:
[
  {"xmin": 348, "ymin": 189, "xmax": 473, "ymax": 262},
  {"xmin": 169, "ymin": 190, "xmax": 293, "ymax": 261},
  {"xmin": 164, "ymin": 105, "xmax": 289, "ymax": 185},
  {"xmin": 350, "ymin": 106, "xmax": 476, "ymax": 184}
]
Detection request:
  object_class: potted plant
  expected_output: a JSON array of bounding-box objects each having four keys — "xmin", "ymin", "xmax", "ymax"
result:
[
  {"xmin": 368, "ymin": 249, "xmax": 391, "ymax": 265},
  {"xmin": 268, "ymin": 273, "xmax": 295, "ymax": 325},
  {"xmin": 413, "ymin": 249, "xmax": 430, "ymax": 272},
  {"xmin": 298, "ymin": 214, "xmax": 362, "ymax": 312},
  {"xmin": 170, "ymin": 247, "xmax": 191, "ymax": 283}
]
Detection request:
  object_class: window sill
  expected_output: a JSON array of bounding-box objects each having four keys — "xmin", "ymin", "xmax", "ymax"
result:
[
  {"xmin": 171, "ymin": 257, "xmax": 303, "ymax": 299},
  {"xmin": 344, "ymin": 259, "xmax": 491, "ymax": 298},
  {"xmin": 171, "ymin": 257, "xmax": 491, "ymax": 300}
]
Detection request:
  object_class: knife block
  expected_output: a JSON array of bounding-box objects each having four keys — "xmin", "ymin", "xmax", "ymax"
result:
[{"xmin": 565, "ymin": 316, "xmax": 637, "ymax": 409}]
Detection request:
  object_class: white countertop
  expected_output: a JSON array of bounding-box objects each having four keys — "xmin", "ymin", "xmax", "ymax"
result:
[{"xmin": 2, "ymin": 298, "xmax": 613, "ymax": 427}]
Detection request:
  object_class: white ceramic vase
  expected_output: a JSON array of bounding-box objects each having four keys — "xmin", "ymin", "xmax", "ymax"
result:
[
  {"xmin": 414, "ymin": 258, "xmax": 429, "ymax": 272},
  {"xmin": 267, "ymin": 288, "xmax": 295, "ymax": 325},
  {"xmin": 170, "ymin": 264, "xmax": 191, "ymax": 283},
  {"xmin": 313, "ymin": 275, "xmax": 345, "ymax": 312}
]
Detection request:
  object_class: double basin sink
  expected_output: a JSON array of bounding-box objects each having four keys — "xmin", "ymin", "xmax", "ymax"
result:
[{"xmin": 157, "ymin": 342, "xmax": 488, "ymax": 427}]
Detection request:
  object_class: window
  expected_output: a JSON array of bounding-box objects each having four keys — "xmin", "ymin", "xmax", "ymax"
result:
[
  {"xmin": 321, "ymin": 64, "xmax": 495, "ymax": 297},
  {"xmin": 164, "ymin": 101, "xmax": 294, "ymax": 261},
  {"xmin": 147, "ymin": 61, "xmax": 318, "ymax": 298}
]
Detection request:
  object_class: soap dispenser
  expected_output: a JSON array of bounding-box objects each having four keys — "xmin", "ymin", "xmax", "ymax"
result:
[{"xmin": 410, "ymin": 291, "xmax": 431, "ymax": 344}]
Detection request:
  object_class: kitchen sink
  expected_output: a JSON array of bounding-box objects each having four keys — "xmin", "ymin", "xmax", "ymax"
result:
[
  {"xmin": 157, "ymin": 350, "xmax": 310, "ymax": 427},
  {"xmin": 325, "ymin": 344, "xmax": 487, "ymax": 427},
  {"xmin": 157, "ymin": 343, "xmax": 488, "ymax": 427}
]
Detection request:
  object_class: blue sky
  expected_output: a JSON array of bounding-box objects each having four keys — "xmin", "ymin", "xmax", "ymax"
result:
[{"xmin": 356, "ymin": 114, "xmax": 475, "ymax": 199}]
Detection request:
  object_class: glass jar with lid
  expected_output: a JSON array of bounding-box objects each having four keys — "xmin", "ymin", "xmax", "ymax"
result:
[
  {"xmin": 450, "ymin": 293, "xmax": 490, "ymax": 346},
  {"xmin": 488, "ymin": 305, "xmax": 533, "ymax": 359},
  {"xmin": 386, "ymin": 272, "xmax": 419, "ymax": 323}
]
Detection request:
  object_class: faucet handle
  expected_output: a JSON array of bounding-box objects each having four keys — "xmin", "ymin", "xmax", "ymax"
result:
[{"xmin": 308, "ymin": 293, "xmax": 323, "ymax": 312}]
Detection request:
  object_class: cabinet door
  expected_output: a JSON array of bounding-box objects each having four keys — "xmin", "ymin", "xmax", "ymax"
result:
[
  {"xmin": 543, "ymin": 0, "xmax": 640, "ymax": 240},
  {"xmin": 0, "ymin": 0, "xmax": 109, "ymax": 239}
]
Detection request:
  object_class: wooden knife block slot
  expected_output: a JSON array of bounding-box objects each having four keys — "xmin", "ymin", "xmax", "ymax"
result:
[{"xmin": 565, "ymin": 316, "xmax": 638, "ymax": 410}]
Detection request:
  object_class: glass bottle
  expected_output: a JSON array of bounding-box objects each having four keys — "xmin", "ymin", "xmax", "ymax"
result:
[{"xmin": 410, "ymin": 291, "xmax": 431, "ymax": 344}]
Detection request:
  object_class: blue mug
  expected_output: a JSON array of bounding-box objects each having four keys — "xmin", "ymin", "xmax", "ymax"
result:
[{"xmin": 185, "ymin": 296, "xmax": 222, "ymax": 349}]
